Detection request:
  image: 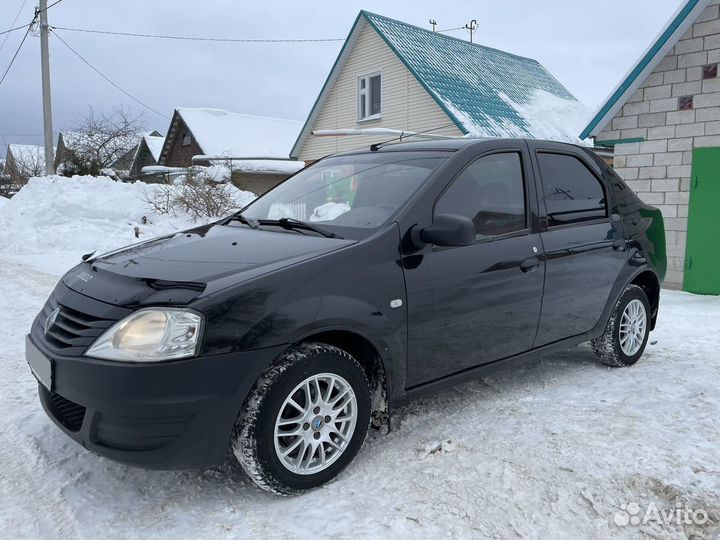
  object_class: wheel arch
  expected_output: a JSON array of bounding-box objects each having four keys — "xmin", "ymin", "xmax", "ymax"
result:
[
  {"xmin": 296, "ymin": 328, "xmax": 389, "ymax": 426},
  {"xmin": 629, "ymin": 269, "xmax": 661, "ymax": 330}
]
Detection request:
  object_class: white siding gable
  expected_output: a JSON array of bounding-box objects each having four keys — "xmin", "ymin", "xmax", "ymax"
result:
[{"xmin": 296, "ymin": 23, "xmax": 462, "ymax": 162}]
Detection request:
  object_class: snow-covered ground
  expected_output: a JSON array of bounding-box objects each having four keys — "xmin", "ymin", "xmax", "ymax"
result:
[{"xmin": 1, "ymin": 178, "xmax": 720, "ymax": 539}]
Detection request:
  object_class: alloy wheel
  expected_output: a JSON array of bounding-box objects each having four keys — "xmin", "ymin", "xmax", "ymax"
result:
[
  {"xmin": 619, "ymin": 299, "xmax": 647, "ymax": 356},
  {"xmin": 273, "ymin": 373, "xmax": 357, "ymax": 475}
]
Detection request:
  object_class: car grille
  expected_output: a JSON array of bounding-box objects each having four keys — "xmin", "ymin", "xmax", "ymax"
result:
[
  {"xmin": 42, "ymin": 387, "xmax": 86, "ymax": 432},
  {"xmin": 35, "ymin": 295, "xmax": 118, "ymax": 357}
]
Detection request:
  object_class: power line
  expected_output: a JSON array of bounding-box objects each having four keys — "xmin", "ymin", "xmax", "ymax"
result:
[
  {"xmin": 51, "ymin": 26, "xmax": 345, "ymax": 43},
  {"xmin": 0, "ymin": 21, "xmax": 34, "ymax": 88},
  {"xmin": 0, "ymin": 22, "xmax": 32, "ymax": 37},
  {"xmin": 0, "ymin": 0, "xmax": 28, "ymax": 53},
  {"xmin": 37, "ymin": 0, "xmax": 64, "ymax": 12},
  {"xmin": 52, "ymin": 30, "xmax": 170, "ymax": 120}
]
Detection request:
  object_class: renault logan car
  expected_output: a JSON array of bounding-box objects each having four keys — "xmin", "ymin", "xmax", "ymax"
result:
[{"xmin": 27, "ymin": 138, "xmax": 666, "ymax": 495}]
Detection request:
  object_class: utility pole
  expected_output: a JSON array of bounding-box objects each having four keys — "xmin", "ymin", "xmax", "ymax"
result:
[
  {"xmin": 429, "ymin": 19, "xmax": 437, "ymax": 32},
  {"xmin": 38, "ymin": 0, "xmax": 54, "ymax": 175},
  {"xmin": 465, "ymin": 19, "xmax": 478, "ymax": 43}
]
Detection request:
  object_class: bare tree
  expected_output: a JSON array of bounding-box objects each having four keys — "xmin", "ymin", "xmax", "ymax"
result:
[
  {"xmin": 142, "ymin": 168, "xmax": 239, "ymax": 220},
  {"xmin": 58, "ymin": 107, "xmax": 146, "ymax": 177},
  {"xmin": 5, "ymin": 145, "xmax": 45, "ymax": 191}
]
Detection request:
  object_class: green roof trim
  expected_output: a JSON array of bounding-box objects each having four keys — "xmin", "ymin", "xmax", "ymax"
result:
[
  {"xmin": 594, "ymin": 137, "xmax": 646, "ymax": 147},
  {"xmin": 579, "ymin": 0, "xmax": 705, "ymax": 140}
]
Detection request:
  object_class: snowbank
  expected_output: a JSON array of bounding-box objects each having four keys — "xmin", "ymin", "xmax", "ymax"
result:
[
  {"xmin": 0, "ymin": 195, "xmax": 8, "ymax": 209},
  {"xmin": 0, "ymin": 175, "xmax": 255, "ymax": 275}
]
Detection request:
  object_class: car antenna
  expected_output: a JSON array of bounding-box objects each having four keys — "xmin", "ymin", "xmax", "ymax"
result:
[{"xmin": 370, "ymin": 122, "xmax": 462, "ymax": 151}]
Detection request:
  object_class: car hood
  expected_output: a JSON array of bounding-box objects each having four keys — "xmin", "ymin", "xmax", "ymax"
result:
[{"xmin": 63, "ymin": 222, "xmax": 355, "ymax": 306}]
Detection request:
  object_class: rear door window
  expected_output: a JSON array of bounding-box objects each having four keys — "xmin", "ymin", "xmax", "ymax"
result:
[{"xmin": 537, "ymin": 152, "xmax": 608, "ymax": 226}]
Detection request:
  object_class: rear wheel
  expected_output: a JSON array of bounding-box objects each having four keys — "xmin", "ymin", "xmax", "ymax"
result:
[
  {"xmin": 591, "ymin": 284, "xmax": 650, "ymax": 367},
  {"xmin": 232, "ymin": 343, "xmax": 370, "ymax": 495}
]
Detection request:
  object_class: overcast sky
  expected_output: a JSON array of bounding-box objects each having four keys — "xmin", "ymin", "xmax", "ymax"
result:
[{"xmin": 0, "ymin": 0, "xmax": 683, "ymax": 157}]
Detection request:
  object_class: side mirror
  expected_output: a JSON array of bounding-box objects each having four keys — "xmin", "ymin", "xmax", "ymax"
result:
[{"xmin": 419, "ymin": 214, "xmax": 475, "ymax": 246}]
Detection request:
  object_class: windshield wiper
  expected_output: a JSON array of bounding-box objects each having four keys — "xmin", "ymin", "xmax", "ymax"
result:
[
  {"xmin": 259, "ymin": 217, "xmax": 342, "ymax": 239},
  {"xmin": 223, "ymin": 213, "xmax": 260, "ymax": 229}
]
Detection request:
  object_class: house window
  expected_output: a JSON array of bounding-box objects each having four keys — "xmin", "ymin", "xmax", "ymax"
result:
[
  {"xmin": 182, "ymin": 132, "xmax": 192, "ymax": 146},
  {"xmin": 703, "ymin": 63, "xmax": 718, "ymax": 79},
  {"xmin": 678, "ymin": 96, "xmax": 694, "ymax": 111},
  {"xmin": 358, "ymin": 73, "xmax": 382, "ymax": 121}
]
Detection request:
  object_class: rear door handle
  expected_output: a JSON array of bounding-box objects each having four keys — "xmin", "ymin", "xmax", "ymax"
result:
[{"xmin": 520, "ymin": 257, "xmax": 540, "ymax": 272}]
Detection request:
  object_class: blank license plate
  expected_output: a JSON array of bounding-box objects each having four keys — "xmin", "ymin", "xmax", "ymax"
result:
[{"xmin": 26, "ymin": 335, "xmax": 52, "ymax": 391}]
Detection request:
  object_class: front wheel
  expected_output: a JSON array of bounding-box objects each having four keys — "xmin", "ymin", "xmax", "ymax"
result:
[
  {"xmin": 232, "ymin": 343, "xmax": 371, "ymax": 495},
  {"xmin": 591, "ymin": 284, "xmax": 650, "ymax": 367}
]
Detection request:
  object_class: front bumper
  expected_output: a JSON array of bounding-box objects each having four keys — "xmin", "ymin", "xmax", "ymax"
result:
[{"xmin": 28, "ymin": 333, "xmax": 285, "ymax": 470}]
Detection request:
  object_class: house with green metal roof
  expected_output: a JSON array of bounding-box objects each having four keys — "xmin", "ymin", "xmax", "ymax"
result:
[
  {"xmin": 581, "ymin": 0, "xmax": 720, "ymax": 294},
  {"xmin": 291, "ymin": 11, "xmax": 587, "ymax": 162}
]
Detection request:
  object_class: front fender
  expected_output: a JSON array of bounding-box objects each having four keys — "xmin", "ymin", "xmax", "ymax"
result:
[{"xmin": 246, "ymin": 294, "xmax": 406, "ymax": 392}]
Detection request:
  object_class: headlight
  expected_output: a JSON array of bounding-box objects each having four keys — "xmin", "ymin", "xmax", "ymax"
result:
[{"xmin": 86, "ymin": 308, "xmax": 203, "ymax": 362}]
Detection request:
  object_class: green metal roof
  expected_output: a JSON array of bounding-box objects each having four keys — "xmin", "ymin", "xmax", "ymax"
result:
[
  {"xmin": 363, "ymin": 11, "xmax": 579, "ymax": 138},
  {"xmin": 290, "ymin": 11, "xmax": 584, "ymax": 157},
  {"xmin": 580, "ymin": 0, "xmax": 710, "ymax": 140}
]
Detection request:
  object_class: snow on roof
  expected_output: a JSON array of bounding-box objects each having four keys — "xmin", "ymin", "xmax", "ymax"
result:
[
  {"xmin": 8, "ymin": 144, "xmax": 45, "ymax": 167},
  {"xmin": 228, "ymin": 159, "xmax": 305, "ymax": 175},
  {"xmin": 366, "ymin": 12, "xmax": 588, "ymax": 143},
  {"xmin": 143, "ymin": 134, "xmax": 165, "ymax": 162},
  {"xmin": 444, "ymin": 89, "xmax": 590, "ymax": 144},
  {"xmin": 176, "ymin": 108, "xmax": 303, "ymax": 159}
]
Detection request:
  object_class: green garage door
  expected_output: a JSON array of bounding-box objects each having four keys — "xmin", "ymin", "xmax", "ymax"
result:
[{"xmin": 684, "ymin": 147, "xmax": 720, "ymax": 295}]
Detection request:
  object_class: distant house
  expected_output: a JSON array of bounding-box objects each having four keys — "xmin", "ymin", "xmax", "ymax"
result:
[
  {"xmin": 159, "ymin": 108, "xmax": 304, "ymax": 194},
  {"xmin": 5, "ymin": 144, "xmax": 45, "ymax": 185},
  {"xmin": 55, "ymin": 131, "xmax": 141, "ymax": 177},
  {"xmin": 580, "ymin": 0, "xmax": 720, "ymax": 294},
  {"xmin": 129, "ymin": 131, "xmax": 165, "ymax": 181},
  {"xmin": 291, "ymin": 11, "xmax": 588, "ymax": 162}
]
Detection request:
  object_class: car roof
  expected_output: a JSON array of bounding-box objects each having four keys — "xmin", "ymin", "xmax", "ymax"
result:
[{"xmin": 331, "ymin": 137, "xmax": 581, "ymax": 156}]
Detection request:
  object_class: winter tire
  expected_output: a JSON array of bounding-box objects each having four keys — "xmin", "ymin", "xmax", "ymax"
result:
[
  {"xmin": 591, "ymin": 284, "xmax": 650, "ymax": 367},
  {"xmin": 232, "ymin": 342, "xmax": 371, "ymax": 495}
]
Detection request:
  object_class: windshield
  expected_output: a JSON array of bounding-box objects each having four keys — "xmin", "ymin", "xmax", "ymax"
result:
[{"xmin": 240, "ymin": 152, "xmax": 449, "ymax": 239}]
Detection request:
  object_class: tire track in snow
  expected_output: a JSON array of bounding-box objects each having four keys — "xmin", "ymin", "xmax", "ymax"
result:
[{"xmin": 0, "ymin": 257, "xmax": 81, "ymax": 538}]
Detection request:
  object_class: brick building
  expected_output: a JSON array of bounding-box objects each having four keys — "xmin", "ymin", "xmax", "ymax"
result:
[{"xmin": 581, "ymin": 0, "xmax": 720, "ymax": 294}]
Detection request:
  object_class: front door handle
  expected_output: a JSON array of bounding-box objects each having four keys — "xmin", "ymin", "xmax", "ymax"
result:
[{"xmin": 520, "ymin": 257, "xmax": 540, "ymax": 273}]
